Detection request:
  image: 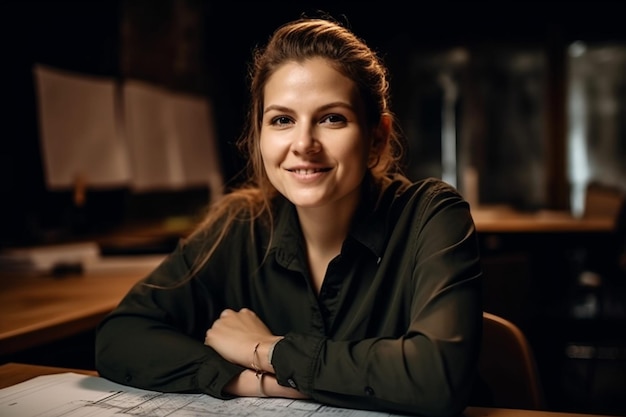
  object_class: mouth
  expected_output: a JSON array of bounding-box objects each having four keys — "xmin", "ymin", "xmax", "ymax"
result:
[{"xmin": 287, "ymin": 168, "xmax": 332, "ymax": 175}]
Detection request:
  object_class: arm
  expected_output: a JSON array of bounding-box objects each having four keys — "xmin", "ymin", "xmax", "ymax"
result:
[
  {"xmin": 95, "ymin": 240, "xmax": 244, "ymax": 398},
  {"xmin": 272, "ymin": 185, "xmax": 481, "ymax": 416},
  {"xmin": 204, "ymin": 308, "xmax": 307, "ymax": 399}
]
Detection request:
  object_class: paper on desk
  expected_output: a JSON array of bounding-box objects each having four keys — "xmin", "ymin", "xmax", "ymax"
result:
[
  {"xmin": 0, "ymin": 242, "xmax": 100, "ymax": 274},
  {"xmin": 0, "ymin": 242, "xmax": 165, "ymax": 275},
  {"xmin": 34, "ymin": 64, "xmax": 131, "ymax": 189},
  {"xmin": 0, "ymin": 373, "xmax": 399, "ymax": 416}
]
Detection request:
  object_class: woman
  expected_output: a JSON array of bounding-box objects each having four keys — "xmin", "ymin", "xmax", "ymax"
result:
[{"xmin": 96, "ymin": 15, "xmax": 483, "ymax": 417}]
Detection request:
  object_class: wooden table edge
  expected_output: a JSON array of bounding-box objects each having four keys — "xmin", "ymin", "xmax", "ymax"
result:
[{"xmin": 0, "ymin": 362, "xmax": 97, "ymax": 389}]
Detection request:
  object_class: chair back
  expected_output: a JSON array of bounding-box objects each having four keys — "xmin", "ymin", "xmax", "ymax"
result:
[
  {"xmin": 583, "ymin": 181, "xmax": 625, "ymax": 220},
  {"xmin": 580, "ymin": 182, "xmax": 626, "ymax": 295},
  {"xmin": 478, "ymin": 312, "xmax": 544, "ymax": 410}
]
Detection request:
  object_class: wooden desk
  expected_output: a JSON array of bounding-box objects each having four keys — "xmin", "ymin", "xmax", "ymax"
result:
[
  {"xmin": 0, "ymin": 362, "xmax": 97, "ymax": 387},
  {"xmin": 0, "ymin": 259, "xmax": 160, "ymax": 356},
  {"xmin": 471, "ymin": 207, "xmax": 615, "ymax": 234},
  {"xmin": 0, "ymin": 363, "xmax": 612, "ymax": 417}
]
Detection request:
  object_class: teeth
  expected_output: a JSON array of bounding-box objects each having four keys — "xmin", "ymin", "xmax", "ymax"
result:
[{"xmin": 294, "ymin": 169, "xmax": 320, "ymax": 175}]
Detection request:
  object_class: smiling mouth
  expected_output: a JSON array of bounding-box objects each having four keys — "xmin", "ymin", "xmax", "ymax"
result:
[{"xmin": 288, "ymin": 168, "xmax": 331, "ymax": 175}]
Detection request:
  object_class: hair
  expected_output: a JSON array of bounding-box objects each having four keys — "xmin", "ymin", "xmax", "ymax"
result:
[{"xmin": 184, "ymin": 15, "xmax": 405, "ymax": 277}]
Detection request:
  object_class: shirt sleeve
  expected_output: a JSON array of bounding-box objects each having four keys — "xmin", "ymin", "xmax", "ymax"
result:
[
  {"xmin": 95, "ymin": 238, "xmax": 245, "ymax": 398},
  {"xmin": 271, "ymin": 182, "xmax": 483, "ymax": 417}
]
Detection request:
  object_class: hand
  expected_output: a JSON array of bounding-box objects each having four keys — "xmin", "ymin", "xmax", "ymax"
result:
[{"xmin": 204, "ymin": 308, "xmax": 277, "ymax": 369}]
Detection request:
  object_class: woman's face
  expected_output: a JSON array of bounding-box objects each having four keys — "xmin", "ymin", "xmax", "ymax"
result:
[{"xmin": 260, "ymin": 57, "xmax": 374, "ymax": 212}]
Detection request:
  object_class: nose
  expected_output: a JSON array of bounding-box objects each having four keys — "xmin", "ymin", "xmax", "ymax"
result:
[{"xmin": 291, "ymin": 125, "xmax": 320, "ymax": 155}]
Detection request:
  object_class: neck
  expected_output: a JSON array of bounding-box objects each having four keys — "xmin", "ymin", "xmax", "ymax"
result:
[
  {"xmin": 298, "ymin": 186, "xmax": 361, "ymax": 251},
  {"xmin": 297, "ymin": 202, "xmax": 356, "ymax": 294},
  {"xmin": 299, "ymin": 209, "xmax": 350, "ymax": 256}
]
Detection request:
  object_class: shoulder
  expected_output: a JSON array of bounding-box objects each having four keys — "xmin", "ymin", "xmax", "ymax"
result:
[
  {"xmin": 380, "ymin": 176, "xmax": 473, "ymax": 232},
  {"xmin": 383, "ymin": 175, "xmax": 465, "ymax": 210},
  {"xmin": 407, "ymin": 176, "xmax": 460, "ymax": 195}
]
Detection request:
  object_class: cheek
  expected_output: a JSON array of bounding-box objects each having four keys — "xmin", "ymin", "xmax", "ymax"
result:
[
  {"xmin": 261, "ymin": 132, "xmax": 294, "ymax": 168},
  {"xmin": 259, "ymin": 138, "xmax": 285, "ymax": 186},
  {"xmin": 346, "ymin": 137, "xmax": 373, "ymax": 165},
  {"xmin": 259, "ymin": 136, "xmax": 274, "ymax": 164}
]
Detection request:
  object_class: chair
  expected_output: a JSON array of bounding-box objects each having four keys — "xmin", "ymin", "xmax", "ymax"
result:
[
  {"xmin": 477, "ymin": 312, "xmax": 544, "ymax": 410},
  {"xmin": 578, "ymin": 182, "xmax": 626, "ymax": 310},
  {"xmin": 583, "ymin": 181, "xmax": 625, "ymax": 220}
]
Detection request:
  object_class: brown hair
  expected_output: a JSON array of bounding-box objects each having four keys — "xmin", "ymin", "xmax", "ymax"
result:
[{"xmin": 185, "ymin": 16, "xmax": 404, "ymax": 276}]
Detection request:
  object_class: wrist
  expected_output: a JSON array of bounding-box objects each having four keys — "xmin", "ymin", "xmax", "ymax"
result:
[
  {"xmin": 254, "ymin": 337, "xmax": 283, "ymax": 373},
  {"xmin": 251, "ymin": 342, "xmax": 263, "ymax": 375},
  {"xmin": 266, "ymin": 337, "xmax": 283, "ymax": 370}
]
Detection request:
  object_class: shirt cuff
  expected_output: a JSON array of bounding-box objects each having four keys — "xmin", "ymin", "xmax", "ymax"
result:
[
  {"xmin": 196, "ymin": 358, "xmax": 246, "ymax": 399},
  {"xmin": 271, "ymin": 332, "xmax": 325, "ymax": 394}
]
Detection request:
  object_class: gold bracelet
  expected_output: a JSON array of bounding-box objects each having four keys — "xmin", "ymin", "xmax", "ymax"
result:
[
  {"xmin": 251, "ymin": 342, "xmax": 262, "ymax": 374},
  {"xmin": 251, "ymin": 342, "xmax": 267, "ymax": 397},
  {"xmin": 256, "ymin": 370, "xmax": 267, "ymax": 397}
]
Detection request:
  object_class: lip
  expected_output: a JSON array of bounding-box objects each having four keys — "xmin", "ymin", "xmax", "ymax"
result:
[{"xmin": 285, "ymin": 166, "xmax": 332, "ymax": 182}]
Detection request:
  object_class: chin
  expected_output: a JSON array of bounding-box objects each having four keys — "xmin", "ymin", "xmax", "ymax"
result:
[
  {"xmin": 287, "ymin": 195, "xmax": 329, "ymax": 208},
  {"xmin": 290, "ymin": 199, "xmax": 325, "ymax": 208}
]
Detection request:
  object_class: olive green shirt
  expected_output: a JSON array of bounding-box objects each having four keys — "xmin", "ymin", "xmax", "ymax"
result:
[{"xmin": 95, "ymin": 176, "xmax": 483, "ymax": 417}]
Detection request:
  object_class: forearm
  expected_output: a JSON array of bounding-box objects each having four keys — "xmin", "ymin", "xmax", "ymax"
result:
[
  {"xmin": 96, "ymin": 315, "xmax": 243, "ymax": 397},
  {"xmin": 224, "ymin": 369, "xmax": 308, "ymax": 399},
  {"xmin": 271, "ymin": 310, "xmax": 480, "ymax": 416},
  {"xmin": 215, "ymin": 335, "xmax": 308, "ymax": 399}
]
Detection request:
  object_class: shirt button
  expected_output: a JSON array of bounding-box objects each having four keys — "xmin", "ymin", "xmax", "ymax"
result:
[
  {"xmin": 364, "ymin": 386, "xmax": 375, "ymax": 396},
  {"xmin": 288, "ymin": 378, "xmax": 297, "ymax": 388},
  {"xmin": 125, "ymin": 374, "xmax": 133, "ymax": 383}
]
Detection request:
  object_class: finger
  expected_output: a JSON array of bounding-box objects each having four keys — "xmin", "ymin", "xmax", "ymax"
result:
[{"xmin": 239, "ymin": 308, "xmax": 258, "ymax": 318}]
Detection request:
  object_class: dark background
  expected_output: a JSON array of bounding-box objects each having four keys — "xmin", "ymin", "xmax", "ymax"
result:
[{"xmin": 2, "ymin": 0, "xmax": 626, "ymax": 247}]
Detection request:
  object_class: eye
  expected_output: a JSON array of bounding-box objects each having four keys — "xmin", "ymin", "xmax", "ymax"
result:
[
  {"xmin": 270, "ymin": 115, "xmax": 293, "ymax": 127},
  {"xmin": 321, "ymin": 114, "xmax": 347, "ymax": 125}
]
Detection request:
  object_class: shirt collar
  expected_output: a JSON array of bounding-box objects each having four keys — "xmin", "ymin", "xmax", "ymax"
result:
[
  {"xmin": 347, "ymin": 176, "xmax": 387, "ymax": 258},
  {"xmin": 271, "ymin": 196, "xmax": 305, "ymax": 269}
]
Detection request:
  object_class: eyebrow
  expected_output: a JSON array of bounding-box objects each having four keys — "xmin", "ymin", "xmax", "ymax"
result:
[{"xmin": 263, "ymin": 101, "xmax": 355, "ymax": 115}]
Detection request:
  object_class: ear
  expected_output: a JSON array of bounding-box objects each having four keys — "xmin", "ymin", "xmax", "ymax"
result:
[{"xmin": 371, "ymin": 113, "xmax": 391, "ymax": 153}]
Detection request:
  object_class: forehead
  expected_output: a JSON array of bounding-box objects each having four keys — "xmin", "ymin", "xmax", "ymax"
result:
[{"xmin": 263, "ymin": 57, "xmax": 360, "ymax": 106}]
